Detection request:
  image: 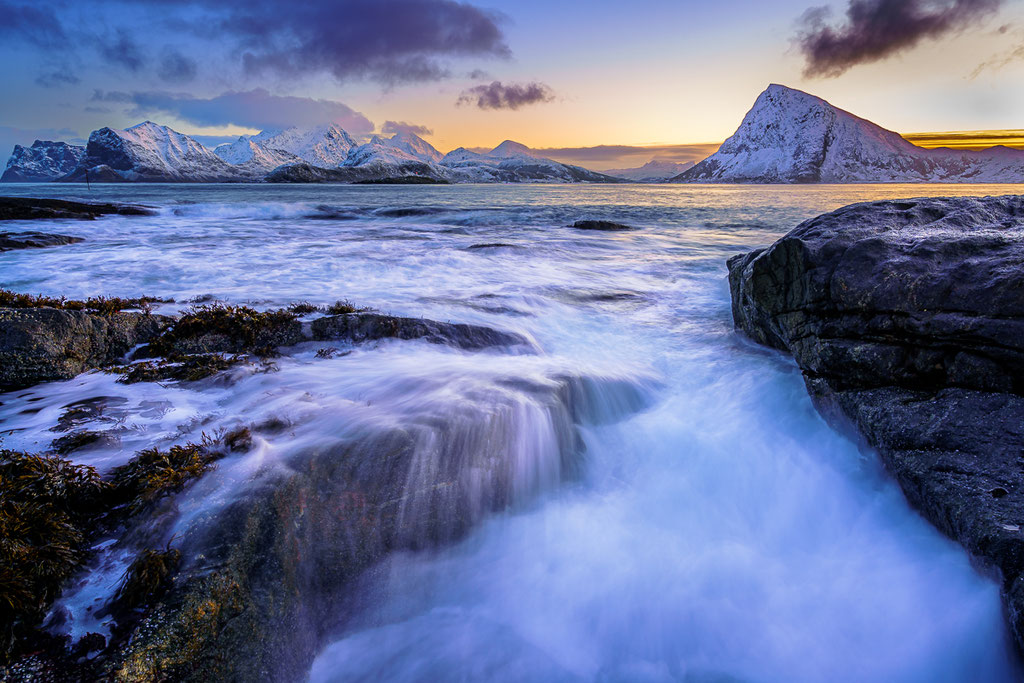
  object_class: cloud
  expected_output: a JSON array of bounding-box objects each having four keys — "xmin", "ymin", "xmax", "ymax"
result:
[
  {"xmin": 164, "ymin": 0, "xmax": 510, "ymax": 85},
  {"xmin": 91, "ymin": 89, "xmax": 135, "ymax": 103},
  {"xmin": 971, "ymin": 40, "xmax": 1024, "ymax": 77},
  {"xmin": 101, "ymin": 29, "xmax": 146, "ymax": 72},
  {"xmin": 457, "ymin": 81, "xmax": 555, "ymax": 110},
  {"xmin": 121, "ymin": 88, "xmax": 374, "ymax": 133},
  {"xmin": 0, "ymin": 2, "xmax": 66, "ymax": 48},
  {"xmin": 158, "ymin": 49, "xmax": 198, "ymax": 83},
  {"xmin": 35, "ymin": 68, "xmax": 80, "ymax": 88},
  {"xmin": 381, "ymin": 120, "xmax": 434, "ymax": 136},
  {"xmin": 796, "ymin": 0, "xmax": 1003, "ymax": 78}
]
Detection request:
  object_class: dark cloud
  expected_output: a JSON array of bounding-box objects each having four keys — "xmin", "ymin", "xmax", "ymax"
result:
[
  {"xmin": 101, "ymin": 29, "xmax": 146, "ymax": 72},
  {"xmin": 35, "ymin": 68, "xmax": 80, "ymax": 88},
  {"xmin": 0, "ymin": 2, "xmax": 66, "ymax": 48},
  {"xmin": 122, "ymin": 88, "xmax": 374, "ymax": 133},
  {"xmin": 467, "ymin": 68, "xmax": 490, "ymax": 79},
  {"xmin": 84, "ymin": 106, "xmax": 113, "ymax": 114},
  {"xmin": 796, "ymin": 0, "xmax": 1003, "ymax": 77},
  {"xmin": 381, "ymin": 120, "xmax": 434, "ymax": 136},
  {"xmin": 157, "ymin": 48, "xmax": 198, "ymax": 83},
  {"xmin": 457, "ymin": 81, "xmax": 555, "ymax": 110},
  {"xmin": 171, "ymin": 0, "xmax": 510, "ymax": 85}
]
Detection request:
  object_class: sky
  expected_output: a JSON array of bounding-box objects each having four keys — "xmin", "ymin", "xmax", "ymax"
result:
[{"xmin": 0, "ymin": 0, "xmax": 1023, "ymax": 169}]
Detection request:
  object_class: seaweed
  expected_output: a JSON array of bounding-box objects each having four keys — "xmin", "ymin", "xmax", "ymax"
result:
[
  {"xmin": 0, "ymin": 289, "xmax": 171, "ymax": 314},
  {"xmin": 0, "ymin": 450, "xmax": 107, "ymax": 657},
  {"xmin": 108, "ymin": 443, "xmax": 221, "ymax": 515},
  {"xmin": 50, "ymin": 430, "xmax": 105, "ymax": 455},
  {"xmin": 111, "ymin": 547, "xmax": 181, "ymax": 613},
  {"xmin": 118, "ymin": 354, "xmax": 242, "ymax": 384},
  {"xmin": 146, "ymin": 304, "xmax": 299, "ymax": 357},
  {"xmin": 325, "ymin": 300, "xmax": 366, "ymax": 315}
]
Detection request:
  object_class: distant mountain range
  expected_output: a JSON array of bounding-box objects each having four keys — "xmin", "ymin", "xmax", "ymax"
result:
[
  {"xmin": 7, "ymin": 87, "xmax": 1023, "ymax": 184},
  {"xmin": 603, "ymin": 159, "xmax": 694, "ymax": 181},
  {"xmin": 1, "ymin": 122, "xmax": 622, "ymax": 184},
  {"xmin": 672, "ymin": 84, "xmax": 1024, "ymax": 183}
]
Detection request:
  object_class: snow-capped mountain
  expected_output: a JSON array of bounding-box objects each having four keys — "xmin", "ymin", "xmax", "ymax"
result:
[
  {"xmin": 213, "ymin": 137, "xmax": 302, "ymax": 171},
  {"xmin": 267, "ymin": 131, "xmax": 449, "ymax": 183},
  {"xmin": 254, "ymin": 125, "xmax": 357, "ymax": 167},
  {"xmin": 385, "ymin": 131, "xmax": 444, "ymax": 163},
  {"xmin": 440, "ymin": 141, "xmax": 620, "ymax": 183},
  {"xmin": 61, "ymin": 121, "xmax": 253, "ymax": 182},
  {"xmin": 605, "ymin": 159, "xmax": 695, "ymax": 181},
  {"xmin": 674, "ymin": 84, "xmax": 1024, "ymax": 183},
  {"xmin": 1, "ymin": 140, "xmax": 86, "ymax": 181}
]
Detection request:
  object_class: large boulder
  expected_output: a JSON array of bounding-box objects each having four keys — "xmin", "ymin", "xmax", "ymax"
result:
[
  {"xmin": 727, "ymin": 195, "xmax": 1024, "ymax": 649},
  {"xmin": 0, "ymin": 308, "xmax": 167, "ymax": 390}
]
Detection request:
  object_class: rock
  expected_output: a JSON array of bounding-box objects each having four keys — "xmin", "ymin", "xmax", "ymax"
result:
[
  {"xmin": 727, "ymin": 195, "xmax": 1024, "ymax": 649},
  {"xmin": 0, "ymin": 308, "xmax": 168, "ymax": 391},
  {"xmin": 0, "ymin": 197, "xmax": 155, "ymax": 221},
  {"xmin": 0, "ymin": 232, "xmax": 83, "ymax": 251},
  {"xmin": 570, "ymin": 220, "xmax": 636, "ymax": 231},
  {"xmin": 311, "ymin": 312, "xmax": 529, "ymax": 350},
  {"xmin": 105, "ymin": 373, "xmax": 643, "ymax": 681}
]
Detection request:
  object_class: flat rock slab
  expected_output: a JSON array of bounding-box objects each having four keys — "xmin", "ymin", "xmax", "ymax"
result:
[
  {"xmin": 727, "ymin": 195, "xmax": 1024, "ymax": 650},
  {"xmin": 0, "ymin": 197, "xmax": 155, "ymax": 221},
  {"xmin": 570, "ymin": 219, "xmax": 636, "ymax": 231},
  {"xmin": 0, "ymin": 231, "xmax": 84, "ymax": 251}
]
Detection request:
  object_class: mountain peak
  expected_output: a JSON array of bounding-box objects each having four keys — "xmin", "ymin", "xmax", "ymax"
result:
[
  {"xmin": 490, "ymin": 140, "xmax": 534, "ymax": 158},
  {"xmin": 675, "ymin": 85, "xmax": 1022, "ymax": 183}
]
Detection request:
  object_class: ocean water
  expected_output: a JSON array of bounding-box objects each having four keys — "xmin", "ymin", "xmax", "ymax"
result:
[{"xmin": 2, "ymin": 183, "xmax": 1023, "ymax": 682}]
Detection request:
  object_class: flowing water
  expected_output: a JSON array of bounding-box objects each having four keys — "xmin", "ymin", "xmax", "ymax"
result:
[{"xmin": 2, "ymin": 183, "xmax": 1023, "ymax": 682}]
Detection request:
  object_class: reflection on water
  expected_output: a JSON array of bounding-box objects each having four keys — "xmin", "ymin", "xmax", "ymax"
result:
[{"xmin": 2, "ymin": 183, "xmax": 1022, "ymax": 681}]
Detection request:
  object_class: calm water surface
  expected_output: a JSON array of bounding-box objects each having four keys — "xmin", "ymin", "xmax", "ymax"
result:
[{"xmin": 2, "ymin": 183, "xmax": 1023, "ymax": 682}]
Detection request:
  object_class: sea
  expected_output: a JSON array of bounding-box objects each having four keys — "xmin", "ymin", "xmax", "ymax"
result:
[{"xmin": 2, "ymin": 182, "xmax": 1023, "ymax": 682}]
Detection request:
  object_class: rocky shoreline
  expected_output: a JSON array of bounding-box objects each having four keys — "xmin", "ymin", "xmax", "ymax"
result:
[
  {"xmin": 0, "ymin": 293, "xmax": 644, "ymax": 680},
  {"xmin": 727, "ymin": 195, "xmax": 1024, "ymax": 650}
]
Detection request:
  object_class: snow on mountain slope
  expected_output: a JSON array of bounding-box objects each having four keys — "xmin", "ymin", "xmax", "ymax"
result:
[
  {"xmin": 252, "ymin": 125, "xmax": 357, "ymax": 168},
  {"xmin": 61, "ymin": 121, "xmax": 253, "ymax": 182},
  {"xmin": 385, "ymin": 131, "xmax": 443, "ymax": 163},
  {"xmin": 674, "ymin": 84, "xmax": 1024, "ymax": 183},
  {"xmin": 439, "ymin": 141, "xmax": 620, "ymax": 183},
  {"xmin": 2, "ymin": 140, "xmax": 85, "ymax": 181},
  {"xmin": 343, "ymin": 135, "xmax": 447, "ymax": 179},
  {"xmin": 213, "ymin": 137, "xmax": 302, "ymax": 171},
  {"xmin": 604, "ymin": 159, "xmax": 695, "ymax": 181}
]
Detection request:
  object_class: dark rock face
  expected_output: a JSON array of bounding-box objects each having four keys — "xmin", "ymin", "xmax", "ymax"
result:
[
  {"xmin": 312, "ymin": 312, "xmax": 529, "ymax": 350},
  {"xmin": 2, "ymin": 141, "xmax": 86, "ymax": 182},
  {"xmin": 0, "ymin": 232, "xmax": 83, "ymax": 251},
  {"xmin": 0, "ymin": 308, "xmax": 168, "ymax": 390},
  {"xmin": 727, "ymin": 195, "xmax": 1024, "ymax": 649},
  {"xmin": 0, "ymin": 197, "xmax": 155, "ymax": 221}
]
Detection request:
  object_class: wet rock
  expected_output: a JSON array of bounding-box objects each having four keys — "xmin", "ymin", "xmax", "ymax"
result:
[
  {"xmin": 105, "ymin": 373, "xmax": 640, "ymax": 681},
  {"xmin": 570, "ymin": 219, "xmax": 636, "ymax": 231},
  {"xmin": 311, "ymin": 312, "xmax": 529, "ymax": 350},
  {"xmin": 0, "ymin": 308, "xmax": 169, "ymax": 391},
  {"xmin": 0, "ymin": 232, "xmax": 84, "ymax": 252},
  {"xmin": 727, "ymin": 195, "xmax": 1024, "ymax": 650},
  {"xmin": 0, "ymin": 197, "xmax": 155, "ymax": 221}
]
